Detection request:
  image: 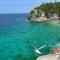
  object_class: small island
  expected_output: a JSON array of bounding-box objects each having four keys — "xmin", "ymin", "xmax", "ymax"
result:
[{"xmin": 28, "ymin": 2, "xmax": 60, "ymax": 22}]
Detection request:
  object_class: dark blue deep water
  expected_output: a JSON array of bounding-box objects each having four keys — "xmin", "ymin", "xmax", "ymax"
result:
[{"xmin": 0, "ymin": 14, "xmax": 60, "ymax": 60}]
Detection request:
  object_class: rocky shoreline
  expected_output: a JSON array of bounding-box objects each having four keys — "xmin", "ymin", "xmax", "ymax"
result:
[
  {"xmin": 28, "ymin": 9, "xmax": 60, "ymax": 22},
  {"xmin": 36, "ymin": 43, "xmax": 60, "ymax": 60},
  {"xmin": 29, "ymin": 17, "xmax": 49, "ymax": 22}
]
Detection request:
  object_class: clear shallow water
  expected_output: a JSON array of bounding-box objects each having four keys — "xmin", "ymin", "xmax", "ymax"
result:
[{"xmin": 0, "ymin": 14, "xmax": 60, "ymax": 60}]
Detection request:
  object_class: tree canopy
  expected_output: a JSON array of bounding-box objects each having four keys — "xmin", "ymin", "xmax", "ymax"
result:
[{"xmin": 30, "ymin": 2, "xmax": 60, "ymax": 15}]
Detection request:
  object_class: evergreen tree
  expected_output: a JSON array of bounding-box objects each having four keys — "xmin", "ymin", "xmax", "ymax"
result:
[{"xmin": 30, "ymin": 2, "xmax": 60, "ymax": 16}]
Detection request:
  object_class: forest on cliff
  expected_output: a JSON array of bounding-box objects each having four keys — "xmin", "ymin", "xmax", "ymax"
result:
[{"xmin": 31, "ymin": 2, "xmax": 60, "ymax": 15}]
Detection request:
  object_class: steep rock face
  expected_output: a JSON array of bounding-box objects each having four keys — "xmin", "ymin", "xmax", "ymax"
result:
[{"xmin": 28, "ymin": 9, "xmax": 59, "ymax": 21}]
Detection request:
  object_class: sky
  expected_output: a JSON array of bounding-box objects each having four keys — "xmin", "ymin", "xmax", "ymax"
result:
[{"xmin": 0, "ymin": 0, "xmax": 60, "ymax": 13}]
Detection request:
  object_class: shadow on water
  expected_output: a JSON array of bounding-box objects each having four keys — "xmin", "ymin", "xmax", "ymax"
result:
[
  {"xmin": 14, "ymin": 55, "xmax": 35, "ymax": 60},
  {"xmin": 5, "ymin": 54, "xmax": 36, "ymax": 60}
]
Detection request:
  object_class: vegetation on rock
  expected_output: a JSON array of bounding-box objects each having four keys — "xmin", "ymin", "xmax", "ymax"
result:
[{"xmin": 31, "ymin": 2, "xmax": 60, "ymax": 16}]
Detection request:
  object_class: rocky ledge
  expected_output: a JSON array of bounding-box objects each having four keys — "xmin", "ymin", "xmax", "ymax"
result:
[
  {"xmin": 36, "ymin": 43, "xmax": 60, "ymax": 60},
  {"xmin": 28, "ymin": 10, "xmax": 60, "ymax": 22}
]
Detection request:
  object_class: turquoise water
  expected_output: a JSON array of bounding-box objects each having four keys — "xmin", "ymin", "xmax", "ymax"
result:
[{"xmin": 0, "ymin": 14, "xmax": 60, "ymax": 60}]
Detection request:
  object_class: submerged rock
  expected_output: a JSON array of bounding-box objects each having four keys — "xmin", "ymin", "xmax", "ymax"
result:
[{"xmin": 13, "ymin": 54, "xmax": 24, "ymax": 60}]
